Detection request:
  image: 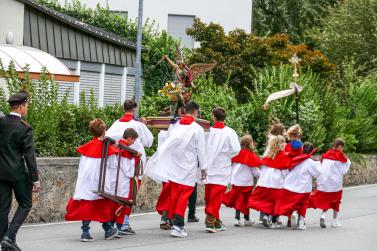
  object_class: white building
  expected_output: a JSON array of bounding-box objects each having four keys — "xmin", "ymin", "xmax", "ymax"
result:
[{"xmin": 64, "ymin": 0, "xmax": 253, "ymax": 48}]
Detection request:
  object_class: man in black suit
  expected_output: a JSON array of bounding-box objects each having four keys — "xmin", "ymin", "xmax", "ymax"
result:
[{"xmin": 0, "ymin": 91, "xmax": 40, "ymax": 251}]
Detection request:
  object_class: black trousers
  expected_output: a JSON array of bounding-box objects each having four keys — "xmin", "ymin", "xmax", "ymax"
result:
[
  {"xmin": 188, "ymin": 183, "xmax": 197, "ymax": 218},
  {"xmin": 0, "ymin": 178, "xmax": 32, "ymax": 241}
]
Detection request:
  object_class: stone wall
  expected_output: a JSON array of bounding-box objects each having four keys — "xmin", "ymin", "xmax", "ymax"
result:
[{"xmin": 11, "ymin": 155, "xmax": 377, "ymax": 223}]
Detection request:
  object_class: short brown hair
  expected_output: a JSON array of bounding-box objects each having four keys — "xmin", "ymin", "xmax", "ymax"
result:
[
  {"xmin": 89, "ymin": 119, "xmax": 106, "ymax": 138},
  {"xmin": 123, "ymin": 128, "xmax": 139, "ymax": 140},
  {"xmin": 123, "ymin": 99, "xmax": 137, "ymax": 112},
  {"xmin": 332, "ymin": 138, "xmax": 345, "ymax": 149},
  {"xmin": 240, "ymin": 134, "xmax": 254, "ymax": 151},
  {"xmin": 269, "ymin": 123, "xmax": 285, "ymax": 136},
  {"xmin": 212, "ymin": 107, "xmax": 226, "ymax": 122},
  {"xmin": 303, "ymin": 142, "xmax": 314, "ymax": 154},
  {"xmin": 185, "ymin": 101, "xmax": 200, "ymax": 114}
]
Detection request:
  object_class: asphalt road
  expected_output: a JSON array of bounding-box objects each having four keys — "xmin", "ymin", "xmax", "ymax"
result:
[{"xmin": 13, "ymin": 184, "xmax": 377, "ymax": 251}]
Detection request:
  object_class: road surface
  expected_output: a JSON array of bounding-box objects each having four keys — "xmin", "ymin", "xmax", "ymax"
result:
[{"xmin": 14, "ymin": 184, "xmax": 377, "ymax": 251}]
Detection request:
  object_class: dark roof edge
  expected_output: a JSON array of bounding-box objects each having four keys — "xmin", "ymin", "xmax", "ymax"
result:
[{"xmin": 19, "ymin": 0, "xmax": 137, "ymax": 50}]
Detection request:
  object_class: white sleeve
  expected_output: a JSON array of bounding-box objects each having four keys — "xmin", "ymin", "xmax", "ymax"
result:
[
  {"xmin": 251, "ymin": 167, "xmax": 261, "ymax": 178},
  {"xmin": 229, "ymin": 129, "xmax": 241, "ymax": 158},
  {"xmin": 139, "ymin": 123, "xmax": 154, "ymax": 147},
  {"xmin": 308, "ymin": 160, "xmax": 322, "ymax": 178},
  {"xmin": 196, "ymin": 127, "xmax": 207, "ymax": 170},
  {"xmin": 105, "ymin": 121, "xmax": 122, "ymax": 140},
  {"xmin": 338, "ymin": 159, "xmax": 351, "ymax": 175}
]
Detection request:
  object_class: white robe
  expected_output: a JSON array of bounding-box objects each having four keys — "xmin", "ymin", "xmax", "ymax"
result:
[
  {"xmin": 73, "ymin": 155, "xmax": 117, "ymax": 200},
  {"xmin": 150, "ymin": 121, "xmax": 207, "ymax": 187},
  {"xmin": 283, "ymin": 158, "xmax": 322, "ymax": 193},
  {"xmin": 106, "ymin": 119, "xmax": 154, "ymax": 171},
  {"xmin": 317, "ymin": 159, "xmax": 351, "ymax": 192},
  {"xmin": 204, "ymin": 126, "xmax": 240, "ymax": 186},
  {"xmin": 257, "ymin": 166, "xmax": 289, "ymax": 189},
  {"xmin": 108, "ymin": 156, "xmax": 136, "ymax": 198},
  {"xmin": 230, "ymin": 163, "xmax": 260, "ymax": 187}
]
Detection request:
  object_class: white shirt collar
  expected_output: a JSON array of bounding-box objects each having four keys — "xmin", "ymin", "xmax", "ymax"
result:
[{"xmin": 10, "ymin": 112, "xmax": 22, "ymax": 117}]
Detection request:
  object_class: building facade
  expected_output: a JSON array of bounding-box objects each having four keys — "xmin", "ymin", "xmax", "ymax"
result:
[
  {"xmin": 63, "ymin": 0, "xmax": 253, "ymax": 49},
  {"xmin": 0, "ymin": 0, "xmax": 141, "ymax": 106}
]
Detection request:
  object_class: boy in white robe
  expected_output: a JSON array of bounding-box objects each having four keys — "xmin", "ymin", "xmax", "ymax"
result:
[
  {"xmin": 275, "ymin": 142, "xmax": 322, "ymax": 230},
  {"xmin": 204, "ymin": 107, "xmax": 240, "ymax": 233},
  {"xmin": 153, "ymin": 101, "xmax": 207, "ymax": 238},
  {"xmin": 106, "ymin": 99, "xmax": 154, "ymax": 234},
  {"xmin": 309, "ymin": 138, "xmax": 351, "ymax": 228},
  {"xmin": 65, "ymin": 119, "xmax": 119, "ymax": 242}
]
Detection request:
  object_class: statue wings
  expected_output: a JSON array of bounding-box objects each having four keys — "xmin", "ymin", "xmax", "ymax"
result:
[{"xmin": 189, "ymin": 62, "xmax": 217, "ymax": 80}]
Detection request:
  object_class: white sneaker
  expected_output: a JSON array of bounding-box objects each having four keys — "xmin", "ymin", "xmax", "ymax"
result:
[
  {"xmin": 234, "ymin": 219, "xmax": 242, "ymax": 227},
  {"xmin": 244, "ymin": 218, "xmax": 256, "ymax": 226},
  {"xmin": 297, "ymin": 221, "xmax": 307, "ymax": 230},
  {"xmin": 291, "ymin": 212, "xmax": 298, "ymax": 228},
  {"xmin": 170, "ymin": 225, "xmax": 188, "ymax": 238},
  {"xmin": 270, "ymin": 222, "xmax": 281, "ymax": 229},
  {"xmin": 331, "ymin": 220, "xmax": 342, "ymax": 228}
]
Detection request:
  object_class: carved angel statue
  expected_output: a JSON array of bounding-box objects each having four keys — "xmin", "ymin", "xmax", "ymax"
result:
[{"xmin": 163, "ymin": 44, "xmax": 217, "ymax": 88}]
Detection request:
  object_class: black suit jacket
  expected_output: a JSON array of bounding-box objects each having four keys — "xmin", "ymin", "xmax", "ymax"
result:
[{"xmin": 0, "ymin": 114, "xmax": 39, "ymax": 182}]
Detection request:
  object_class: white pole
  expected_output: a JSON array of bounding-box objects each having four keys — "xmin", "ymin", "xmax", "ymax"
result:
[{"xmin": 134, "ymin": 0, "xmax": 143, "ymax": 116}]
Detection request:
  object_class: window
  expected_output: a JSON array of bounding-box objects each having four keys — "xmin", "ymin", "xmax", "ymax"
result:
[
  {"xmin": 168, "ymin": 14, "xmax": 195, "ymax": 49},
  {"xmin": 111, "ymin": 11, "xmax": 128, "ymax": 19}
]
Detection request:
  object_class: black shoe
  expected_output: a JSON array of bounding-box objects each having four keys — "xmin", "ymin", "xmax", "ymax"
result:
[
  {"xmin": 1, "ymin": 237, "xmax": 21, "ymax": 251},
  {"xmin": 80, "ymin": 233, "xmax": 94, "ymax": 242},
  {"xmin": 105, "ymin": 228, "xmax": 118, "ymax": 240},
  {"xmin": 188, "ymin": 216, "xmax": 200, "ymax": 223}
]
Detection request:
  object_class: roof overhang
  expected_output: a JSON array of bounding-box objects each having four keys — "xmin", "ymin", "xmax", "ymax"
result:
[{"xmin": 0, "ymin": 44, "xmax": 79, "ymax": 82}]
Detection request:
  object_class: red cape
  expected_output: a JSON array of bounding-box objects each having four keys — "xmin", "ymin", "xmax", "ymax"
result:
[
  {"xmin": 291, "ymin": 149, "xmax": 317, "ymax": 168},
  {"xmin": 322, "ymin": 149, "xmax": 348, "ymax": 163},
  {"xmin": 232, "ymin": 149, "xmax": 261, "ymax": 168},
  {"xmin": 180, "ymin": 115, "xmax": 195, "ymax": 125},
  {"xmin": 213, "ymin": 122, "xmax": 225, "ymax": 129},
  {"xmin": 285, "ymin": 143, "xmax": 303, "ymax": 158},
  {"xmin": 76, "ymin": 138, "xmax": 118, "ymax": 158},
  {"xmin": 119, "ymin": 114, "xmax": 134, "ymax": 122},
  {"xmin": 261, "ymin": 150, "xmax": 291, "ymax": 170}
]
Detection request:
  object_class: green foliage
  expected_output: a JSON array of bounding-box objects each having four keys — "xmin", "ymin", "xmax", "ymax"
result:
[
  {"xmin": 186, "ymin": 19, "xmax": 334, "ymax": 102},
  {"xmin": 308, "ymin": 0, "xmax": 377, "ymax": 75},
  {"xmin": 36, "ymin": 0, "xmax": 178, "ymax": 96},
  {"xmin": 253, "ymin": 0, "xmax": 338, "ymax": 43}
]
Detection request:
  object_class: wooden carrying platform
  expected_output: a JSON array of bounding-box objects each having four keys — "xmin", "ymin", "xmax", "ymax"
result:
[
  {"xmin": 95, "ymin": 137, "xmax": 141, "ymax": 207},
  {"xmin": 145, "ymin": 116, "xmax": 211, "ymax": 130}
]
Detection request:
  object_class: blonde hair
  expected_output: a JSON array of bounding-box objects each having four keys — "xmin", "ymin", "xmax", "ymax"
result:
[
  {"xmin": 287, "ymin": 124, "xmax": 302, "ymax": 140},
  {"xmin": 240, "ymin": 134, "xmax": 254, "ymax": 151},
  {"xmin": 264, "ymin": 135, "xmax": 285, "ymax": 159}
]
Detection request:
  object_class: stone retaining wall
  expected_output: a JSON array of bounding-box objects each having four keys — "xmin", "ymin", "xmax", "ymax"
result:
[{"xmin": 10, "ymin": 155, "xmax": 377, "ymax": 223}]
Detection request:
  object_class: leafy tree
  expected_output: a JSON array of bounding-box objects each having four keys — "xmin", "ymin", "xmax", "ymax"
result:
[
  {"xmin": 253, "ymin": 0, "xmax": 338, "ymax": 43},
  {"xmin": 187, "ymin": 19, "xmax": 334, "ymax": 101},
  {"xmin": 308, "ymin": 0, "xmax": 377, "ymax": 75}
]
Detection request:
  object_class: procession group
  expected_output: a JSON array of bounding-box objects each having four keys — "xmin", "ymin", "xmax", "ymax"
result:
[{"xmin": 64, "ymin": 98, "xmax": 352, "ymax": 241}]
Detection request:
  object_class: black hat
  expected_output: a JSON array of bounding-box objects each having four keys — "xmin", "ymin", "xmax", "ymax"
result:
[{"xmin": 8, "ymin": 91, "xmax": 29, "ymax": 106}]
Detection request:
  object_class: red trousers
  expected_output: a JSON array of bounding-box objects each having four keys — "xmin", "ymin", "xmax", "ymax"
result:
[
  {"xmin": 156, "ymin": 182, "xmax": 171, "ymax": 215},
  {"xmin": 168, "ymin": 181, "xmax": 194, "ymax": 219},
  {"xmin": 274, "ymin": 189, "xmax": 310, "ymax": 217},
  {"xmin": 248, "ymin": 186, "xmax": 282, "ymax": 216},
  {"xmin": 65, "ymin": 198, "xmax": 112, "ymax": 222},
  {"xmin": 205, "ymin": 184, "xmax": 227, "ymax": 219},
  {"xmin": 308, "ymin": 190, "xmax": 343, "ymax": 212},
  {"xmin": 223, "ymin": 185, "xmax": 253, "ymax": 215}
]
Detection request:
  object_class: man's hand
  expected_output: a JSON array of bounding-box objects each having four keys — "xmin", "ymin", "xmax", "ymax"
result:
[
  {"xmin": 201, "ymin": 169, "xmax": 207, "ymax": 180},
  {"xmin": 139, "ymin": 117, "xmax": 148, "ymax": 125},
  {"xmin": 32, "ymin": 181, "xmax": 41, "ymax": 193}
]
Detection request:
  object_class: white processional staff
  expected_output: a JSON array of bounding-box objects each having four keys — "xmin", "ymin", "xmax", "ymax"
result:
[{"xmin": 263, "ymin": 54, "xmax": 303, "ymax": 123}]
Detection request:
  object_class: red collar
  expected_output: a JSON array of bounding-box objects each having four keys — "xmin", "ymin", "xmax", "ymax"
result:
[
  {"xmin": 76, "ymin": 138, "xmax": 118, "ymax": 158},
  {"xmin": 322, "ymin": 149, "xmax": 348, "ymax": 163},
  {"xmin": 261, "ymin": 150, "xmax": 292, "ymax": 170},
  {"xmin": 213, "ymin": 122, "xmax": 225, "ymax": 129},
  {"xmin": 291, "ymin": 149, "xmax": 317, "ymax": 168},
  {"xmin": 119, "ymin": 114, "xmax": 134, "ymax": 122},
  {"xmin": 179, "ymin": 116, "xmax": 195, "ymax": 125},
  {"xmin": 232, "ymin": 149, "xmax": 260, "ymax": 167}
]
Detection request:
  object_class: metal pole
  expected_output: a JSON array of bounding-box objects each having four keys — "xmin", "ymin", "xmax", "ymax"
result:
[
  {"xmin": 295, "ymin": 88, "xmax": 300, "ymax": 124},
  {"xmin": 134, "ymin": 0, "xmax": 144, "ymax": 116},
  {"xmin": 251, "ymin": 0, "xmax": 254, "ymax": 33}
]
